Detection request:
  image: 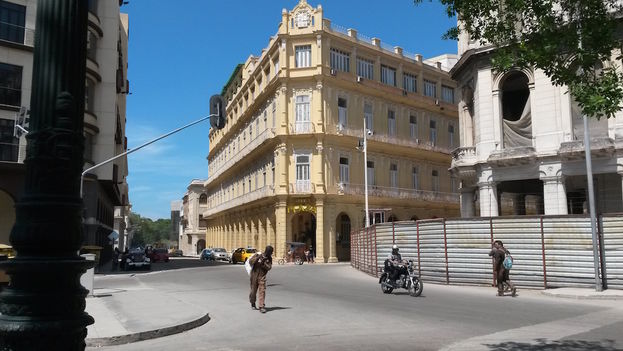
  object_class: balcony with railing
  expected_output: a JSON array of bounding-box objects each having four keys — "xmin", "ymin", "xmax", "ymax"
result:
[
  {"xmin": 204, "ymin": 185, "xmax": 275, "ymax": 217},
  {"xmin": 207, "ymin": 127, "xmax": 275, "ymax": 185},
  {"xmin": 292, "ymin": 180, "xmax": 312, "ymax": 194},
  {"xmin": 451, "ymin": 146, "xmax": 476, "ymax": 164},
  {"xmin": 337, "ymin": 126, "xmax": 453, "ymax": 154},
  {"xmin": 337, "ymin": 183, "xmax": 459, "ymax": 203},
  {"xmin": 0, "ymin": 22, "xmax": 34, "ymax": 48},
  {"xmin": 290, "ymin": 121, "xmax": 314, "ymax": 135}
]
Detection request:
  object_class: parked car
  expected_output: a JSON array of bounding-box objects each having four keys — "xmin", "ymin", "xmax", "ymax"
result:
[
  {"xmin": 200, "ymin": 248, "xmax": 215, "ymax": 261},
  {"xmin": 148, "ymin": 248, "xmax": 170, "ymax": 262},
  {"xmin": 124, "ymin": 249, "xmax": 151, "ymax": 270},
  {"xmin": 212, "ymin": 248, "xmax": 228, "ymax": 261},
  {"xmin": 169, "ymin": 249, "xmax": 184, "ymax": 257},
  {"xmin": 230, "ymin": 248, "xmax": 257, "ymax": 264}
]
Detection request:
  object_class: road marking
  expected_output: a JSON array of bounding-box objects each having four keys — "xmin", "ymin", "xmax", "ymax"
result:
[{"xmin": 440, "ymin": 307, "xmax": 623, "ymax": 351}]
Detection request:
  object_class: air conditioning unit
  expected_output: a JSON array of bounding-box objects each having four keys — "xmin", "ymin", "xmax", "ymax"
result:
[
  {"xmin": 356, "ymin": 75, "xmax": 364, "ymax": 83},
  {"xmin": 330, "ymin": 68, "xmax": 337, "ymax": 76},
  {"xmin": 402, "ymin": 90, "xmax": 408, "ymax": 96}
]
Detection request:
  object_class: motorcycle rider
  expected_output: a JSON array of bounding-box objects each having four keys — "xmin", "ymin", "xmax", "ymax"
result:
[{"xmin": 386, "ymin": 244, "xmax": 408, "ymax": 286}]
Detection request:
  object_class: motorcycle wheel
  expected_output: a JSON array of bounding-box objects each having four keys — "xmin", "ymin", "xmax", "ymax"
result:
[
  {"xmin": 295, "ymin": 257, "xmax": 303, "ymax": 265},
  {"xmin": 278, "ymin": 258, "xmax": 285, "ymax": 265},
  {"xmin": 381, "ymin": 277, "xmax": 394, "ymax": 294},
  {"xmin": 409, "ymin": 277, "xmax": 423, "ymax": 297}
]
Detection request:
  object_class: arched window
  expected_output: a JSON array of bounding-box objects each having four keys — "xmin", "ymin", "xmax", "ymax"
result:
[
  {"xmin": 199, "ymin": 193, "xmax": 207, "ymax": 204},
  {"xmin": 501, "ymin": 71, "xmax": 532, "ymax": 148}
]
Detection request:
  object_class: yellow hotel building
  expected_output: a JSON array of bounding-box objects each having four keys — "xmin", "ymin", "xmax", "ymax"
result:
[{"xmin": 203, "ymin": 0, "xmax": 459, "ymax": 262}]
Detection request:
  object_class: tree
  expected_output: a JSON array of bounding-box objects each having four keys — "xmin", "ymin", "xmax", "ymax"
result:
[
  {"xmin": 127, "ymin": 212, "xmax": 172, "ymax": 247},
  {"xmin": 418, "ymin": 0, "xmax": 623, "ymax": 119}
]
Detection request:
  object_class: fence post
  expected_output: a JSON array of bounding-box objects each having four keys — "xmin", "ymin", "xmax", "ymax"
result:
[
  {"xmin": 443, "ymin": 218, "xmax": 449, "ymax": 285},
  {"xmin": 490, "ymin": 217, "xmax": 495, "ymax": 287},
  {"xmin": 374, "ymin": 226, "xmax": 378, "ymax": 277},
  {"xmin": 540, "ymin": 216, "xmax": 548, "ymax": 289},
  {"xmin": 416, "ymin": 220, "xmax": 421, "ymax": 277}
]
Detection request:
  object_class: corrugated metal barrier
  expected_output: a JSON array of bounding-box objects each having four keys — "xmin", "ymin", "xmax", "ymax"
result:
[{"xmin": 351, "ymin": 214, "xmax": 623, "ymax": 290}]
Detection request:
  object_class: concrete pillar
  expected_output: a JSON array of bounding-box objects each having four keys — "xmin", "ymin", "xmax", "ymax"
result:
[
  {"xmin": 275, "ymin": 145, "xmax": 288, "ymax": 195},
  {"xmin": 478, "ymin": 181, "xmax": 499, "ymax": 216},
  {"xmin": 259, "ymin": 216, "xmax": 266, "ymax": 251},
  {"xmin": 275, "ymin": 201, "xmax": 287, "ymax": 259},
  {"xmin": 315, "ymin": 199, "xmax": 326, "ymax": 263},
  {"xmin": 542, "ymin": 176, "xmax": 568, "ymax": 215},
  {"xmin": 313, "ymin": 141, "xmax": 325, "ymax": 193},
  {"xmin": 266, "ymin": 214, "xmax": 275, "ymax": 247},
  {"xmin": 327, "ymin": 204, "xmax": 338, "ymax": 263},
  {"xmin": 460, "ymin": 188, "xmax": 475, "ymax": 218}
]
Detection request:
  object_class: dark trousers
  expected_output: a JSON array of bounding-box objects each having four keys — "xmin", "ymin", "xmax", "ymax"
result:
[{"xmin": 495, "ymin": 268, "xmax": 514, "ymax": 294}]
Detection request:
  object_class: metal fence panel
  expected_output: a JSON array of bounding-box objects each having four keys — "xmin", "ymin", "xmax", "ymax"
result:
[
  {"xmin": 542, "ymin": 216, "xmax": 595, "ymax": 288},
  {"xmin": 445, "ymin": 219, "xmax": 493, "ymax": 286},
  {"xmin": 417, "ymin": 220, "xmax": 447, "ymax": 284},
  {"xmin": 602, "ymin": 215, "xmax": 623, "ymax": 289},
  {"xmin": 492, "ymin": 217, "xmax": 545, "ymax": 288}
]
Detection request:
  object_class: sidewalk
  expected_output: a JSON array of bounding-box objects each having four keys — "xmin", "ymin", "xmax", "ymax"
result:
[
  {"xmin": 85, "ymin": 286, "xmax": 210, "ymax": 347},
  {"xmin": 540, "ymin": 287, "xmax": 623, "ymax": 300}
]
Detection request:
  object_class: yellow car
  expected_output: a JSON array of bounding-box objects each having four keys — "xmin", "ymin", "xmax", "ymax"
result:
[{"xmin": 230, "ymin": 247, "xmax": 257, "ymax": 264}]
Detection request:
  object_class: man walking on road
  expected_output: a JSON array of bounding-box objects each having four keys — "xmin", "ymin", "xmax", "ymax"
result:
[
  {"xmin": 249, "ymin": 245, "xmax": 273, "ymax": 313},
  {"xmin": 489, "ymin": 240, "xmax": 516, "ymax": 297}
]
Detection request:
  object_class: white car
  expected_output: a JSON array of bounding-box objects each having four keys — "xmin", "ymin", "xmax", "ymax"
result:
[{"xmin": 212, "ymin": 248, "xmax": 228, "ymax": 261}]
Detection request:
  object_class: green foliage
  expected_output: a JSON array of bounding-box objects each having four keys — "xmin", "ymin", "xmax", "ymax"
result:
[
  {"xmin": 128, "ymin": 212, "xmax": 172, "ymax": 248},
  {"xmin": 416, "ymin": 0, "xmax": 623, "ymax": 119}
]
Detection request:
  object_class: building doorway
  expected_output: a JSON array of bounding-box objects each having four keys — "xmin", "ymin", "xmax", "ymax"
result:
[
  {"xmin": 336, "ymin": 213, "xmax": 351, "ymax": 261},
  {"xmin": 196, "ymin": 239, "xmax": 206, "ymax": 255},
  {"xmin": 291, "ymin": 212, "xmax": 316, "ymax": 250}
]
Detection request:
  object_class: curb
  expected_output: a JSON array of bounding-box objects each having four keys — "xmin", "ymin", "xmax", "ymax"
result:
[
  {"xmin": 86, "ymin": 312, "xmax": 210, "ymax": 347},
  {"xmin": 540, "ymin": 291, "xmax": 623, "ymax": 301}
]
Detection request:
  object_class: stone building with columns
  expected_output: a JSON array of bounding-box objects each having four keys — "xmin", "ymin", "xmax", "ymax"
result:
[
  {"xmin": 450, "ymin": 25, "xmax": 623, "ymax": 217},
  {"xmin": 203, "ymin": 0, "xmax": 460, "ymax": 262},
  {"xmin": 179, "ymin": 180, "xmax": 207, "ymax": 256}
]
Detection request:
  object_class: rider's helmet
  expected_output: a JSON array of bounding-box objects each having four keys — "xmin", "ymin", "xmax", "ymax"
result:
[{"xmin": 392, "ymin": 244, "xmax": 399, "ymax": 254}]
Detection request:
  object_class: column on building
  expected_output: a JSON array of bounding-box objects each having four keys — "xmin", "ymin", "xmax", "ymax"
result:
[
  {"xmin": 478, "ymin": 181, "xmax": 499, "ymax": 217},
  {"xmin": 539, "ymin": 164, "xmax": 567, "ymax": 215},
  {"xmin": 259, "ymin": 216, "xmax": 266, "ymax": 251},
  {"xmin": 326, "ymin": 204, "xmax": 338, "ymax": 263},
  {"xmin": 252, "ymin": 216, "xmax": 258, "ymax": 249},
  {"xmin": 275, "ymin": 201, "xmax": 287, "ymax": 260},
  {"xmin": 315, "ymin": 199, "xmax": 325, "ymax": 263},
  {"xmin": 275, "ymin": 144, "xmax": 288, "ymax": 195}
]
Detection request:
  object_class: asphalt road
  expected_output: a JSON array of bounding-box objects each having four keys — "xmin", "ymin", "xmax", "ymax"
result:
[{"xmin": 91, "ymin": 261, "xmax": 623, "ymax": 351}]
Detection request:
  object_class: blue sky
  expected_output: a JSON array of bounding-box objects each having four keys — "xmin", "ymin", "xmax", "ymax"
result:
[{"xmin": 123, "ymin": 0, "xmax": 457, "ymax": 220}]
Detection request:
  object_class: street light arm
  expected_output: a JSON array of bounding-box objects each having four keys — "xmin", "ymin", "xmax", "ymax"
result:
[{"xmin": 80, "ymin": 113, "xmax": 215, "ymax": 198}]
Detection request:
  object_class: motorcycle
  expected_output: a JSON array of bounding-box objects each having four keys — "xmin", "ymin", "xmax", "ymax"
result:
[{"xmin": 379, "ymin": 259, "xmax": 423, "ymax": 297}]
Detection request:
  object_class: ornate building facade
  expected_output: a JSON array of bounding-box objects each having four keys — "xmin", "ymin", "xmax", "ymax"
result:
[
  {"xmin": 203, "ymin": 0, "xmax": 460, "ymax": 262},
  {"xmin": 450, "ymin": 19, "xmax": 623, "ymax": 217}
]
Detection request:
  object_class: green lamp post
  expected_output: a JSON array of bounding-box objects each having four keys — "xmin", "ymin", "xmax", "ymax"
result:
[{"xmin": 0, "ymin": 0, "xmax": 94, "ymax": 349}]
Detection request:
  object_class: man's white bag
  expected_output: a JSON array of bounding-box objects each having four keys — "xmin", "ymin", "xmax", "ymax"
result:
[{"xmin": 244, "ymin": 255, "xmax": 255, "ymax": 276}]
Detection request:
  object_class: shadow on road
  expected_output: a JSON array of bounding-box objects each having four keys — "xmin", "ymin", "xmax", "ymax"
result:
[
  {"xmin": 95, "ymin": 257, "xmax": 229, "ymax": 276},
  {"xmin": 264, "ymin": 306, "xmax": 291, "ymax": 313},
  {"xmin": 484, "ymin": 339, "xmax": 619, "ymax": 350}
]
